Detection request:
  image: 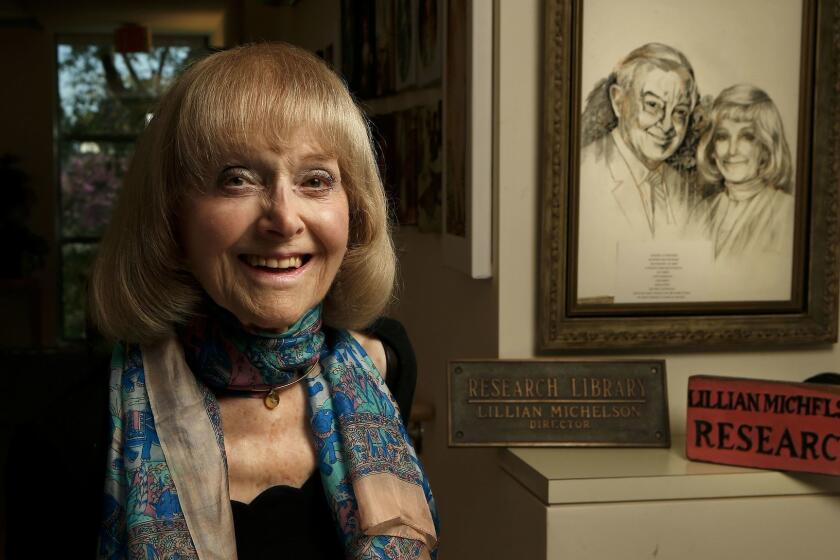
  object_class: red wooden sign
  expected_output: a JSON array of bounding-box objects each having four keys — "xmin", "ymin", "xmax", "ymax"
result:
[{"xmin": 686, "ymin": 375, "xmax": 840, "ymax": 476}]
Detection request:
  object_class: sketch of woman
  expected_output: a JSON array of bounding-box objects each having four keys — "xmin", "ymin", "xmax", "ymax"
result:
[{"xmin": 687, "ymin": 84, "xmax": 794, "ymax": 261}]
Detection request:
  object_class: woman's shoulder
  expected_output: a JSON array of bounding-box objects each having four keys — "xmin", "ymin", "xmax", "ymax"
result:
[
  {"xmin": 322, "ymin": 320, "xmax": 417, "ymax": 423},
  {"xmin": 354, "ymin": 318, "xmax": 418, "ymax": 424},
  {"xmin": 769, "ymin": 188, "xmax": 795, "ymax": 226},
  {"xmin": 770, "ymin": 188, "xmax": 795, "ymax": 206},
  {"xmin": 348, "ymin": 329, "xmax": 387, "ymax": 379}
]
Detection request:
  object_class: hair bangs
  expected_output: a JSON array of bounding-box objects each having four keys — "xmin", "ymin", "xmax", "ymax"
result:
[
  {"xmin": 171, "ymin": 46, "xmax": 362, "ymax": 192},
  {"xmin": 716, "ymin": 102, "xmax": 761, "ymax": 127}
]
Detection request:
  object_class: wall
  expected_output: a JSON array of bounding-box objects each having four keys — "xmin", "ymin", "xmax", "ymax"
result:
[
  {"xmin": 242, "ymin": 0, "xmax": 340, "ymax": 61},
  {"xmin": 0, "ymin": 22, "xmax": 54, "ymax": 345}
]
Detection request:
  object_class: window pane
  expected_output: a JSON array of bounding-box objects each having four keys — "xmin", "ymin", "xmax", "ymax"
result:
[
  {"xmin": 56, "ymin": 35, "xmax": 209, "ymax": 341},
  {"xmin": 57, "ymin": 42, "xmax": 206, "ymax": 135},
  {"xmin": 60, "ymin": 141, "xmax": 132, "ymax": 238},
  {"xmin": 62, "ymin": 242, "xmax": 98, "ymax": 340}
]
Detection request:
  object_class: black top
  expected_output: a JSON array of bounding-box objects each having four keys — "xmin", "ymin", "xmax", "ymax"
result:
[
  {"xmin": 230, "ymin": 471, "xmax": 344, "ymax": 560},
  {"xmin": 3, "ymin": 318, "xmax": 417, "ymax": 560}
]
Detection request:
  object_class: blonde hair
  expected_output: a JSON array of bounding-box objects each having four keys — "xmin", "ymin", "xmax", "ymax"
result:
[
  {"xmin": 90, "ymin": 42, "xmax": 396, "ymax": 343},
  {"xmin": 697, "ymin": 84, "xmax": 793, "ymax": 191}
]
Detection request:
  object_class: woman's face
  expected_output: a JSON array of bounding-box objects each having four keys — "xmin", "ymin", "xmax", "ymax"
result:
[
  {"xmin": 181, "ymin": 130, "xmax": 349, "ymax": 331},
  {"xmin": 712, "ymin": 118, "xmax": 763, "ymax": 184}
]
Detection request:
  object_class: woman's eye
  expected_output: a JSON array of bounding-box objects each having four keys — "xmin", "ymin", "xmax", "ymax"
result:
[
  {"xmin": 301, "ymin": 171, "xmax": 335, "ymax": 190},
  {"xmin": 218, "ymin": 167, "xmax": 254, "ymax": 190}
]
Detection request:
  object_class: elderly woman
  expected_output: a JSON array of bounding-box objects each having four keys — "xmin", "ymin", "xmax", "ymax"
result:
[
  {"xmin": 89, "ymin": 43, "xmax": 438, "ymax": 559},
  {"xmin": 687, "ymin": 84, "xmax": 795, "ymax": 260}
]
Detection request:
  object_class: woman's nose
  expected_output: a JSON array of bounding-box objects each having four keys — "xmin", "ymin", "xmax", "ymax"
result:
[
  {"xmin": 726, "ymin": 139, "xmax": 738, "ymax": 156},
  {"xmin": 262, "ymin": 184, "xmax": 305, "ymax": 238}
]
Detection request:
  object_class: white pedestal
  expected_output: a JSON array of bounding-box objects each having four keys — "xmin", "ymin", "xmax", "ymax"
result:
[{"xmin": 496, "ymin": 438, "xmax": 840, "ymax": 559}]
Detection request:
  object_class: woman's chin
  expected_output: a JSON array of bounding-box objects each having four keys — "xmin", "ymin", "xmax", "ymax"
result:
[
  {"xmin": 238, "ymin": 311, "xmax": 296, "ymax": 333},
  {"xmin": 724, "ymin": 176, "xmax": 761, "ymax": 186},
  {"xmin": 237, "ymin": 304, "xmax": 312, "ymax": 333},
  {"xmin": 720, "ymin": 166, "xmax": 760, "ymax": 186}
]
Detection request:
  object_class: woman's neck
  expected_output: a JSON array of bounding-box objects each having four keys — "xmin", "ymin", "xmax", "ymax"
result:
[{"xmin": 725, "ymin": 177, "xmax": 766, "ymax": 201}]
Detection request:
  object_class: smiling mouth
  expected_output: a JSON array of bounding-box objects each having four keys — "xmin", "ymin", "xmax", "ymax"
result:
[
  {"xmin": 722, "ymin": 158, "xmax": 748, "ymax": 165},
  {"xmin": 646, "ymin": 133, "xmax": 672, "ymax": 147},
  {"xmin": 240, "ymin": 254, "xmax": 311, "ymax": 272}
]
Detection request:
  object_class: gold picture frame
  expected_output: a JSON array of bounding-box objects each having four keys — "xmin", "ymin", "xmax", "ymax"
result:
[{"xmin": 539, "ymin": 0, "xmax": 839, "ymax": 351}]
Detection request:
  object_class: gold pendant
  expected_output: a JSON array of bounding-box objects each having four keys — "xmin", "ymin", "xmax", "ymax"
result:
[{"xmin": 264, "ymin": 388, "xmax": 281, "ymax": 410}]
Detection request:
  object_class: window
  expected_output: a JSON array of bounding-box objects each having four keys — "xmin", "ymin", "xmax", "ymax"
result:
[{"xmin": 56, "ymin": 35, "xmax": 209, "ymax": 339}]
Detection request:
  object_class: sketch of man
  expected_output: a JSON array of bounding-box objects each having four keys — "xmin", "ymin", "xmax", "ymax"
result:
[{"xmin": 577, "ymin": 43, "xmax": 699, "ymax": 301}]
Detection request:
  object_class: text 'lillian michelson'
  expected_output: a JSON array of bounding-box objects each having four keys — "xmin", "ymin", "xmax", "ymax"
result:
[{"xmin": 686, "ymin": 375, "xmax": 840, "ymax": 475}]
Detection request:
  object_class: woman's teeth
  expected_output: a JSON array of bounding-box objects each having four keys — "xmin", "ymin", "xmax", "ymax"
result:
[{"xmin": 244, "ymin": 255, "xmax": 303, "ymax": 269}]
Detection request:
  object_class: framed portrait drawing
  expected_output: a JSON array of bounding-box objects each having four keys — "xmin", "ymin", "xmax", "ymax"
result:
[{"xmin": 539, "ymin": 0, "xmax": 840, "ymax": 351}]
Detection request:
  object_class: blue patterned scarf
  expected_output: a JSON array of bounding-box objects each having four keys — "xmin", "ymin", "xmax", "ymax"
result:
[{"xmin": 99, "ymin": 305, "xmax": 439, "ymax": 559}]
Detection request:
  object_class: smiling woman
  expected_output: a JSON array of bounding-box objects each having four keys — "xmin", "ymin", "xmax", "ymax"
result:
[
  {"xmin": 689, "ymin": 84, "xmax": 794, "ymax": 260},
  {"xmin": 86, "ymin": 43, "xmax": 438, "ymax": 559},
  {"xmin": 182, "ymin": 136, "xmax": 350, "ymax": 333},
  {"xmin": 91, "ymin": 43, "xmax": 394, "ymax": 340}
]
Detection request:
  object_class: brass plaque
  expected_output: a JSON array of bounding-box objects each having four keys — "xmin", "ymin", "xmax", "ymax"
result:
[{"xmin": 448, "ymin": 360, "xmax": 670, "ymax": 447}]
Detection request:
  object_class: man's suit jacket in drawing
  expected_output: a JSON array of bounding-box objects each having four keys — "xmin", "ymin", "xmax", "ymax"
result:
[{"xmin": 576, "ymin": 130, "xmax": 696, "ymax": 300}]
